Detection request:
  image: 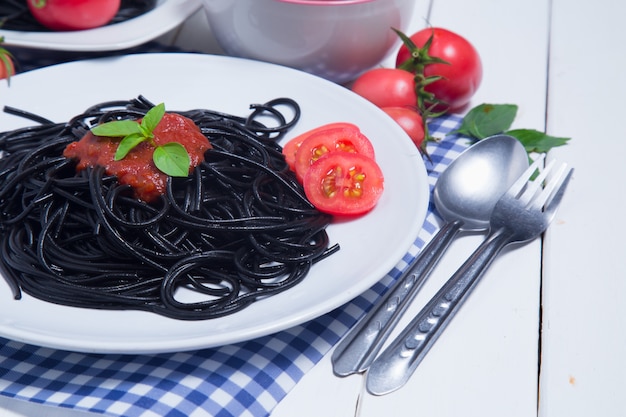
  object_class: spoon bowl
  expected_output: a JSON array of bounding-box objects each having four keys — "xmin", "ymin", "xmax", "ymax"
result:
[
  {"xmin": 434, "ymin": 134, "xmax": 529, "ymax": 230},
  {"xmin": 331, "ymin": 134, "xmax": 529, "ymax": 376}
]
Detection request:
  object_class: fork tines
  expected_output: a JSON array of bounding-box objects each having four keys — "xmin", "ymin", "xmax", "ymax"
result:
[{"xmin": 510, "ymin": 154, "xmax": 573, "ymax": 215}]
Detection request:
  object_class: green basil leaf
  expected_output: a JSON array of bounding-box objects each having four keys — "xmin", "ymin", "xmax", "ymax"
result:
[
  {"xmin": 153, "ymin": 142, "xmax": 190, "ymax": 177},
  {"xmin": 454, "ymin": 103, "xmax": 518, "ymax": 139},
  {"xmin": 141, "ymin": 103, "xmax": 165, "ymax": 134},
  {"xmin": 505, "ymin": 129, "xmax": 571, "ymax": 153},
  {"xmin": 91, "ymin": 120, "xmax": 142, "ymax": 137},
  {"xmin": 115, "ymin": 133, "xmax": 147, "ymax": 161}
]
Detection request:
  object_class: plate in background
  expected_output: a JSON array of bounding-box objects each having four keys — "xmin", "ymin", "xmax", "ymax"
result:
[{"xmin": 0, "ymin": 0, "xmax": 201, "ymax": 51}]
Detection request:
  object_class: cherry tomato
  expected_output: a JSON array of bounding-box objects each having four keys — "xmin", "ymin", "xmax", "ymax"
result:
[
  {"xmin": 27, "ymin": 0, "xmax": 121, "ymax": 31},
  {"xmin": 381, "ymin": 107, "xmax": 425, "ymax": 149},
  {"xmin": 351, "ymin": 68, "xmax": 417, "ymax": 108},
  {"xmin": 282, "ymin": 122, "xmax": 360, "ymax": 172},
  {"xmin": 303, "ymin": 152, "xmax": 384, "ymax": 216},
  {"xmin": 293, "ymin": 127, "xmax": 375, "ymax": 182},
  {"xmin": 0, "ymin": 51, "xmax": 14, "ymax": 82},
  {"xmin": 396, "ymin": 28, "xmax": 482, "ymax": 111}
]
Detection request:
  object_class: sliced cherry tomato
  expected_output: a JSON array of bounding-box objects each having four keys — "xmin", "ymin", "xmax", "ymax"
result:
[
  {"xmin": 303, "ymin": 152, "xmax": 384, "ymax": 216},
  {"xmin": 381, "ymin": 107, "xmax": 425, "ymax": 150},
  {"xmin": 282, "ymin": 122, "xmax": 360, "ymax": 172},
  {"xmin": 27, "ymin": 0, "xmax": 121, "ymax": 31},
  {"xmin": 351, "ymin": 68, "xmax": 417, "ymax": 108},
  {"xmin": 294, "ymin": 127, "xmax": 375, "ymax": 182}
]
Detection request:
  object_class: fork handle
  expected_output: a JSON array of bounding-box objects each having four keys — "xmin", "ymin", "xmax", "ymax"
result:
[
  {"xmin": 365, "ymin": 228, "xmax": 513, "ymax": 395},
  {"xmin": 331, "ymin": 219, "xmax": 464, "ymax": 376}
]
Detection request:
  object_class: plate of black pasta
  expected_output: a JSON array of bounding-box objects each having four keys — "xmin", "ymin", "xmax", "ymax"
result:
[
  {"xmin": 0, "ymin": 0, "xmax": 200, "ymax": 51},
  {"xmin": 0, "ymin": 53, "xmax": 429, "ymax": 353}
]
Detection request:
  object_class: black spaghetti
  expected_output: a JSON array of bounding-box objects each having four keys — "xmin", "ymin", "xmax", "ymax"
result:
[{"xmin": 0, "ymin": 96, "xmax": 338, "ymax": 320}]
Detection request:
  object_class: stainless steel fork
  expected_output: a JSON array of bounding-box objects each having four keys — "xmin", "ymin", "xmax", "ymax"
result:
[{"xmin": 365, "ymin": 155, "xmax": 573, "ymax": 395}]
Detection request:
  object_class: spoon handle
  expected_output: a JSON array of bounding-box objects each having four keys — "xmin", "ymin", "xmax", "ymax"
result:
[
  {"xmin": 331, "ymin": 219, "xmax": 463, "ymax": 377},
  {"xmin": 364, "ymin": 228, "xmax": 513, "ymax": 395}
]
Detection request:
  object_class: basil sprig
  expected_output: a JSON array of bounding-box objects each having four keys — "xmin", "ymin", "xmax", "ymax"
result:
[
  {"xmin": 90, "ymin": 103, "xmax": 191, "ymax": 177},
  {"xmin": 452, "ymin": 103, "xmax": 570, "ymax": 153}
]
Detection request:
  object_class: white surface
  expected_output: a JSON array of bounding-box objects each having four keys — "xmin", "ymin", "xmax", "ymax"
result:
[
  {"xmin": 1, "ymin": 0, "xmax": 625, "ymax": 415},
  {"xmin": 0, "ymin": 0, "xmax": 201, "ymax": 51},
  {"xmin": 539, "ymin": 0, "xmax": 626, "ymax": 416},
  {"xmin": 0, "ymin": 54, "xmax": 429, "ymax": 354}
]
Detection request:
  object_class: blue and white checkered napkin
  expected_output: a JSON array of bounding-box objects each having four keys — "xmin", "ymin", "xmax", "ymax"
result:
[{"xmin": 0, "ymin": 115, "xmax": 469, "ymax": 417}]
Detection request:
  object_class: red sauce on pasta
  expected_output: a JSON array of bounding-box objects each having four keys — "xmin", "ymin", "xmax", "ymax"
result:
[{"xmin": 63, "ymin": 113, "xmax": 211, "ymax": 202}]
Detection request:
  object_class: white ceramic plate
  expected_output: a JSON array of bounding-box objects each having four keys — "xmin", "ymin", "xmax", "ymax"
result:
[
  {"xmin": 0, "ymin": 53, "xmax": 429, "ymax": 353},
  {"xmin": 0, "ymin": 0, "xmax": 201, "ymax": 51}
]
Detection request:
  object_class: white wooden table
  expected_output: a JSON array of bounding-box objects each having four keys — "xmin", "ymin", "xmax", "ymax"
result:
[{"xmin": 1, "ymin": 0, "xmax": 624, "ymax": 416}]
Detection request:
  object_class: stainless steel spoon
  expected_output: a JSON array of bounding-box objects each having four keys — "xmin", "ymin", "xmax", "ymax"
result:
[
  {"xmin": 331, "ymin": 134, "xmax": 529, "ymax": 376},
  {"xmin": 365, "ymin": 157, "xmax": 572, "ymax": 395}
]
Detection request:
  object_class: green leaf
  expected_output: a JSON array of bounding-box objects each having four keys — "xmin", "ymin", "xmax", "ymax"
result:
[
  {"xmin": 141, "ymin": 102, "xmax": 165, "ymax": 135},
  {"xmin": 505, "ymin": 129, "xmax": 571, "ymax": 153},
  {"xmin": 453, "ymin": 103, "xmax": 518, "ymax": 139},
  {"xmin": 153, "ymin": 142, "xmax": 190, "ymax": 177},
  {"xmin": 89, "ymin": 103, "xmax": 192, "ymax": 178},
  {"xmin": 91, "ymin": 120, "xmax": 143, "ymax": 137},
  {"xmin": 115, "ymin": 133, "xmax": 147, "ymax": 161}
]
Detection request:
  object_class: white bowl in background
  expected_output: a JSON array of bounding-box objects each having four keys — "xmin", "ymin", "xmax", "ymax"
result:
[{"xmin": 200, "ymin": 0, "xmax": 416, "ymax": 84}]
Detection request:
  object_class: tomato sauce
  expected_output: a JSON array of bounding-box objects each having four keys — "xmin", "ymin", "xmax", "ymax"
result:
[{"xmin": 63, "ymin": 113, "xmax": 212, "ymax": 202}]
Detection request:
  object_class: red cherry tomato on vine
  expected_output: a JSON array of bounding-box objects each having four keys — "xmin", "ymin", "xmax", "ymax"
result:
[
  {"xmin": 351, "ymin": 68, "xmax": 417, "ymax": 109},
  {"xmin": 282, "ymin": 122, "xmax": 360, "ymax": 172},
  {"xmin": 293, "ymin": 127, "xmax": 375, "ymax": 182},
  {"xmin": 0, "ymin": 52, "xmax": 14, "ymax": 82},
  {"xmin": 396, "ymin": 27, "xmax": 482, "ymax": 111},
  {"xmin": 27, "ymin": 0, "xmax": 121, "ymax": 31},
  {"xmin": 381, "ymin": 107, "xmax": 425, "ymax": 149},
  {"xmin": 303, "ymin": 152, "xmax": 384, "ymax": 216}
]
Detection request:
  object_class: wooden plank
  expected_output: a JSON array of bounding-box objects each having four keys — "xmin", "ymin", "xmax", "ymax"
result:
[{"xmin": 539, "ymin": 0, "xmax": 626, "ymax": 416}]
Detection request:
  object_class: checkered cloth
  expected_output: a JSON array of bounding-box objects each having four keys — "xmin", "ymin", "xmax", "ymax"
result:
[{"xmin": 0, "ymin": 51, "xmax": 470, "ymax": 416}]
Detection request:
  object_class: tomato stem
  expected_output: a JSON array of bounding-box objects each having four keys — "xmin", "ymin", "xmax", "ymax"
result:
[
  {"xmin": 392, "ymin": 27, "xmax": 451, "ymax": 156},
  {"xmin": 0, "ymin": 37, "xmax": 15, "ymax": 85},
  {"xmin": 31, "ymin": 0, "xmax": 47, "ymax": 9}
]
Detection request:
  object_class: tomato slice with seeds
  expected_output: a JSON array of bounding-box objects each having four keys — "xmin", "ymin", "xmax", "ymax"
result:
[
  {"xmin": 294, "ymin": 127, "xmax": 375, "ymax": 182},
  {"xmin": 282, "ymin": 122, "xmax": 360, "ymax": 172},
  {"xmin": 303, "ymin": 152, "xmax": 384, "ymax": 216}
]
